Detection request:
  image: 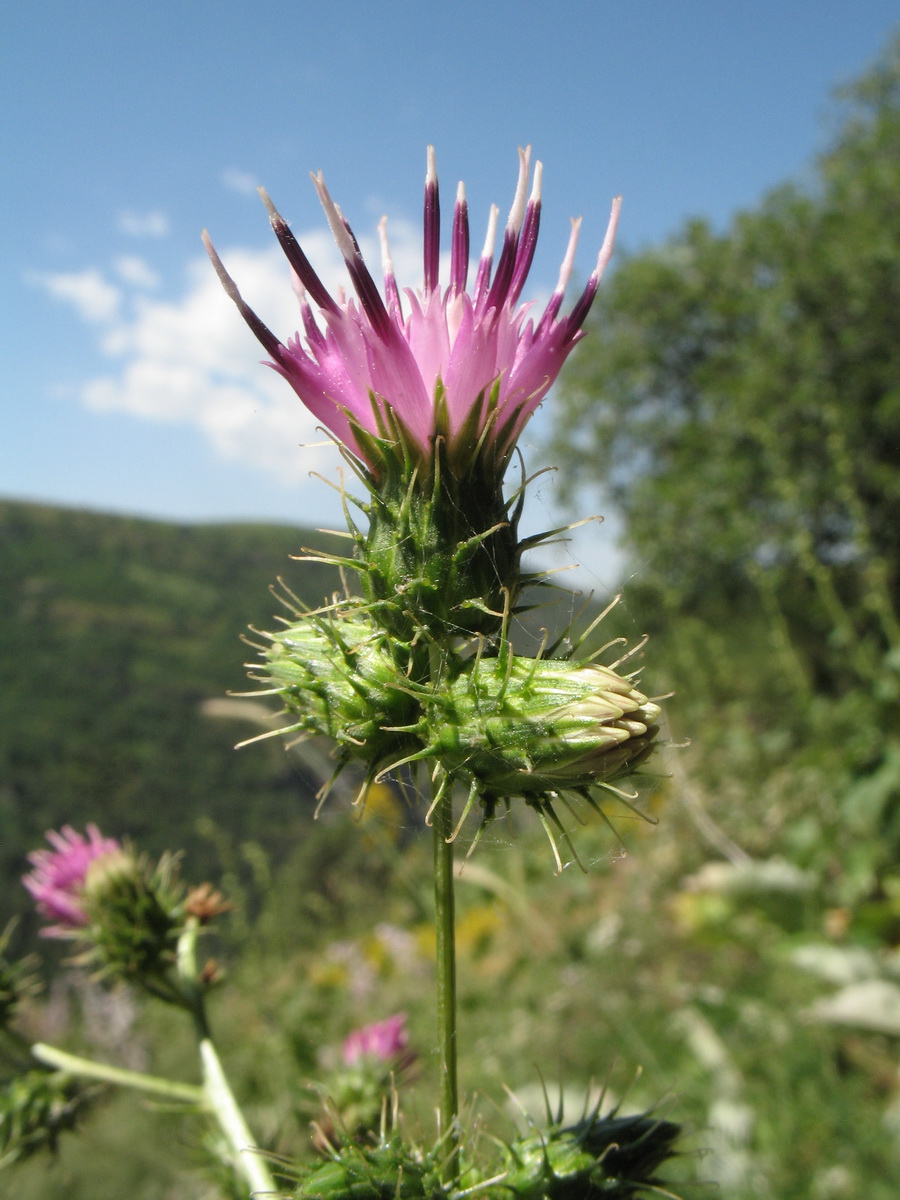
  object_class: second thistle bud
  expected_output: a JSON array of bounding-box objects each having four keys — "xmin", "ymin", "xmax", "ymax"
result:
[{"xmin": 429, "ymin": 652, "xmax": 661, "ymax": 837}]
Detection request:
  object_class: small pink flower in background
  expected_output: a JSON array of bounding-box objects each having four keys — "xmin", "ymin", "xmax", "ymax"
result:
[
  {"xmin": 342, "ymin": 1012, "xmax": 409, "ymax": 1067},
  {"xmin": 23, "ymin": 824, "xmax": 121, "ymax": 936},
  {"xmin": 204, "ymin": 148, "xmax": 620, "ymax": 468}
]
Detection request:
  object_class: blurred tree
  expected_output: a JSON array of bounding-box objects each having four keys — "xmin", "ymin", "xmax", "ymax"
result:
[
  {"xmin": 552, "ymin": 34, "xmax": 900, "ymax": 909},
  {"xmin": 553, "ymin": 34, "xmax": 900, "ymax": 696}
]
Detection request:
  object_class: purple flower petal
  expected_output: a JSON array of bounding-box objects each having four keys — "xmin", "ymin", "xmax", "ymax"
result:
[
  {"xmin": 205, "ymin": 149, "xmax": 620, "ymax": 469},
  {"xmin": 23, "ymin": 824, "xmax": 121, "ymax": 937},
  {"xmin": 342, "ymin": 1013, "xmax": 409, "ymax": 1066}
]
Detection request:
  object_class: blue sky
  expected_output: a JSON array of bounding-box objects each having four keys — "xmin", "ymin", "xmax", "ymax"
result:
[{"xmin": 2, "ymin": 1, "xmax": 898, "ymax": 585}]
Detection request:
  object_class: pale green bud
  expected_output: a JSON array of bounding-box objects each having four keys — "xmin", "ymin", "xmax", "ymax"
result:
[
  {"xmin": 256, "ymin": 611, "xmax": 420, "ymax": 778},
  {"xmin": 433, "ymin": 656, "xmax": 661, "ymax": 801}
]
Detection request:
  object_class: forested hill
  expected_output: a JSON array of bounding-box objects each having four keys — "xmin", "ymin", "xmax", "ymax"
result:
[{"xmin": 0, "ymin": 499, "xmax": 346, "ymax": 919}]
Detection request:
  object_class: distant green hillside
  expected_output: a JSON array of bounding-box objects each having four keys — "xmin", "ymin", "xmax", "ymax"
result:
[{"xmin": 0, "ymin": 499, "xmax": 347, "ymax": 925}]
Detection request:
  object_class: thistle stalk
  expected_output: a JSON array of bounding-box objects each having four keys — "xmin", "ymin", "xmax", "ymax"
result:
[
  {"xmin": 431, "ymin": 767, "xmax": 459, "ymax": 1181},
  {"xmin": 200, "ymin": 1037, "xmax": 277, "ymax": 1197},
  {"xmin": 30, "ymin": 1043, "xmax": 205, "ymax": 1104},
  {"xmin": 427, "ymin": 625, "xmax": 460, "ymax": 1181},
  {"xmin": 179, "ymin": 921, "xmax": 277, "ymax": 1197}
]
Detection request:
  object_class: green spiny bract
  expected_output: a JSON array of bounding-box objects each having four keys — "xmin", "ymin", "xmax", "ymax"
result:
[
  {"xmin": 255, "ymin": 608, "xmax": 422, "ymax": 778},
  {"xmin": 290, "ymin": 1135, "xmax": 446, "ymax": 1200},
  {"xmin": 431, "ymin": 653, "xmax": 660, "ymax": 804},
  {"xmin": 81, "ymin": 849, "xmax": 183, "ymax": 987},
  {"xmin": 349, "ymin": 391, "xmax": 525, "ymax": 641},
  {"xmin": 0, "ymin": 1071, "xmax": 95, "ymax": 1168},
  {"xmin": 0, "ymin": 925, "xmax": 39, "ymax": 1028},
  {"xmin": 497, "ymin": 1108, "xmax": 682, "ymax": 1200}
]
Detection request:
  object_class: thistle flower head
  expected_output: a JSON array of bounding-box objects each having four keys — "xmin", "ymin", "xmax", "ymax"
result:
[
  {"xmin": 204, "ymin": 148, "xmax": 620, "ymax": 475},
  {"xmin": 342, "ymin": 1013, "xmax": 409, "ymax": 1067},
  {"xmin": 23, "ymin": 825, "xmax": 121, "ymax": 937}
]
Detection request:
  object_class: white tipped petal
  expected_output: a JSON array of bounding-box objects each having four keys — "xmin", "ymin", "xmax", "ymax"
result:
[
  {"xmin": 378, "ymin": 215, "xmax": 394, "ymax": 277},
  {"xmin": 554, "ymin": 217, "xmax": 582, "ymax": 296},
  {"xmin": 426, "ymin": 144, "xmax": 438, "ymax": 187},
  {"xmin": 592, "ymin": 195, "xmax": 622, "ymax": 283},
  {"xmin": 480, "ymin": 204, "xmax": 500, "ymax": 260},
  {"xmin": 530, "ymin": 160, "xmax": 543, "ymax": 204},
  {"xmin": 311, "ymin": 170, "xmax": 358, "ymax": 263},
  {"xmin": 507, "ymin": 145, "xmax": 532, "ymax": 232}
]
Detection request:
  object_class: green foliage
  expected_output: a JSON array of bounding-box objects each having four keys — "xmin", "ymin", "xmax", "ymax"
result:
[
  {"xmin": 555, "ymin": 36, "xmax": 900, "ymax": 628},
  {"xmin": 0, "ymin": 499, "xmax": 346, "ymax": 943},
  {"xmin": 0, "ymin": 1071, "xmax": 95, "ymax": 1168},
  {"xmin": 552, "ymin": 33, "xmax": 900, "ymax": 914}
]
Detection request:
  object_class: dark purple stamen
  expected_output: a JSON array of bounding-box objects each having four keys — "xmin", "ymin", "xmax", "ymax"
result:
[
  {"xmin": 258, "ymin": 190, "xmax": 339, "ymax": 314},
  {"xmin": 345, "ymin": 255, "xmax": 394, "ymax": 341},
  {"xmin": 508, "ymin": 196, "xmax": 541, "ymax": 306},
  {"xmin": 562, "ymin": 274, "xmax": 600, "ymax": 341},
  {"xmin": 450, "ymin": 185, "xmax": 469, "ymax": 292},
  {"xmin": 482, "ymin": 225, "xmax": 520, "ymax": 313},
  {"xmin": 423, "ymin": 149, "xmax": 440, "ymax": 293},
  {"xmin": 202, "ymin": 231, "xmax": 286, "ymax": 362}
]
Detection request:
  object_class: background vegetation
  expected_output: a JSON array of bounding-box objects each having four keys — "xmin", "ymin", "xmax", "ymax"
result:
[{"xmin": 4, "ymin": 32, "xmax": 900, "ymax": 1200}]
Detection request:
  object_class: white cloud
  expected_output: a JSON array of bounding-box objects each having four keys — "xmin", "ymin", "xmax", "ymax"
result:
[
  {"xmin": 31, "ymin": 268, "xmax": 122, "ymax": 323},
  {"xmin": 114, "ymin": 255, "xmax": 160, "ymax": 289},
  {"xmin": 36, "ymin": 217, "xmax": 425, "ymax": 485},
  {"xmin": 222, "ymin": 168, "xmax": 260, "ymax": 196},
  {"xmin": 117, "ymin": 210, "xmax": 170, "ymax": 238},
  {"xmin": 27, "ymin": 209, "xmax": 535, "ymax": 489}
]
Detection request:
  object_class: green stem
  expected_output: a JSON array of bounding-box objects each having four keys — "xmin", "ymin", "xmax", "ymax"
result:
[
  {"xmin": 200, "ymin": 1037, "xmax": 277, "ymax": 1197},
  {"xmin": 432, "ymin": 771, "xmax": 460, "ymax": 1180},
  {"xmin": 176, "ymin": 922, "xmax": 276, "ymax": 1196},
  {"xmin": 31, "ymin": 1042, "xmax": 205, "ymax": 1104}
]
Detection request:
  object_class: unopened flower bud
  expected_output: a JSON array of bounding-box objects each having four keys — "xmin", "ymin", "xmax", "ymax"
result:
[
  {"xmin": 435, "ymin": 655, "xmax": 661, "ymax": 800},
  {"xmin": 292, "ymin": 1137, "xmax": 442, "ymax": 1200},
  {"xmin": 82, "ymin": 850, "xmax": 181, "ymax": 984},
  {"xmin": 501, "ymin": 1105, "xmax": 682, "ymax": 1199},
  {"xmin": 253, "ymin": 611, "xmax": 420, "ymax": 780}
]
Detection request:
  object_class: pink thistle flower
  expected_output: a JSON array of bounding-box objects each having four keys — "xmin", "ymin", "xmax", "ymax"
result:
[
  {"xmin": 23, "ymin": 824, "xmax": 121, "ymax": 937},
  {"xmin": 342, "ymin": 1012, "xmax": 409, "ymax": 1067},
  {"xmin": 203, "ymin": 148, "xmax": 620, "ymax": 471}
]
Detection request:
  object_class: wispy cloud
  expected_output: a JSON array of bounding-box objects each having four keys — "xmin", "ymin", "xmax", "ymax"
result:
[
  {"xmin": 116, "ymin": 210, "xmax": 170, "ymax": 238},
  {"xmin": 113, "ymin": 255, "xmax": 160, "ymax": 289},
  {"xmin": 30, "ymin": 268, "xmax": 122, "ymax": 323},
  {"xmin": 221, "ymin": 168, "xmax": 260, "ymax": 196}
]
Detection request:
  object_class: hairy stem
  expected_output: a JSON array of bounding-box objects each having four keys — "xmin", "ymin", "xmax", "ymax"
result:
[
  {"xmin": 177, "ymin": 921, "xmax": 276, "ymax": 1196},
  {"xmin": 432, "ymin": 769, "xmax": 459, "ymax": 1180},
  {"xmin": 200, "ymin": 1037, "xmax": 277, "ymax": 1196},
  {"xmin": 31, "ymin": 1042, "xmax": 205, "ymax": 1104}
]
